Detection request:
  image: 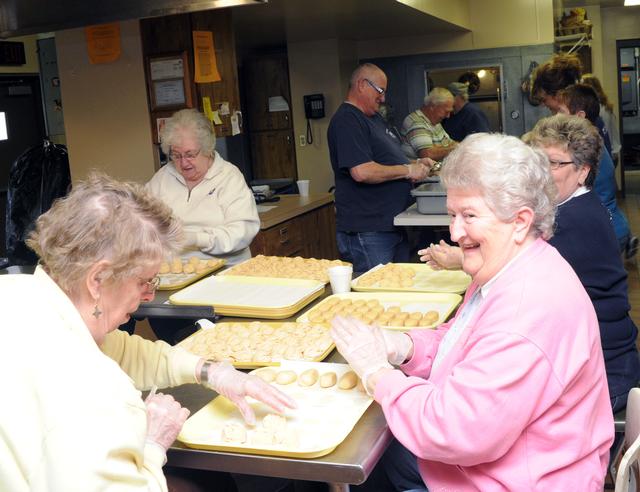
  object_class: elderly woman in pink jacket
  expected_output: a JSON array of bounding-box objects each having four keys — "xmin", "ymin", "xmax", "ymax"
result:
[{"xmin": 332, "ymin": 133, "xmax": 614, "ymax": 491}]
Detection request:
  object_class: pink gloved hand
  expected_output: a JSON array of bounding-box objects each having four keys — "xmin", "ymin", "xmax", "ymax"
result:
[
  {"xmin": 418, "ymin": 240, "xmax": 463, "ymax": 270},
  {"xmin": 330, "ymin": 316, "xmax": 392, "ymax": 393},
  {"xmin": 144, "ymin": 392, "xmax": 190, "ymax": 451},
  {"xmin": 205, "ymin": 361, "xmax": 297, "ymax": 426},
  {"xmin": 406, "ymin": 162, "xmax": 429, "ymax": 182},
  {"xmin": 381, "ymin": 329, "xmax": 414, "ymax": 366}
]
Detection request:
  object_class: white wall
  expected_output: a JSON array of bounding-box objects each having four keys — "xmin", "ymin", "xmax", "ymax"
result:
[{"xmin": 55, "ymin": 20, "xmax": 155, "ymax": 183}]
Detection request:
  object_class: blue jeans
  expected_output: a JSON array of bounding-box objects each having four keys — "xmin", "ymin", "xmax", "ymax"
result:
[{"xmin": 337, "ymin": 230, "xmax": 409, "ymax": 274}]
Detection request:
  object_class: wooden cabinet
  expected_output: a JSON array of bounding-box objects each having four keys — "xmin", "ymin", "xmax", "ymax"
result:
[
  {"xmin": 250, "ymin": 197, "xmax": 338, "ymax": 259},
  {"xmin": 243, "ymin": 53, "xmax": 297, "ymax": 180},
  {"xmin": 140, "ymin": 9, "xmax": 240, "ymax": 141}
]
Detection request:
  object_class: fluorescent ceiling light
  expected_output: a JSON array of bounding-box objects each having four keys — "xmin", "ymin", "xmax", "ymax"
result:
[{"xmin": 625, "ymin": 0, "xmax": 640, "ymax": 6}]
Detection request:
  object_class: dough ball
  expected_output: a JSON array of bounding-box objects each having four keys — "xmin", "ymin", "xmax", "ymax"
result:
[
  {"xmin": 298, "ymin": 368, "xmax": 319, "ymax": 387},
  {"xmin": 221, "ymin": 422, "xmax": 247, "ymax": 443},
  {"xmin": 159, "ymin": 262, "xmax": 171, "ymax": 274},
  {"xmin": 319, "ymin": 371, "xmax": 337, "ymax": 388},
  {"xmin": 171, "ymin": 258, "xmax": 183, "ymax": 274},
  {"xmin": 183, "ymin": 263, "xmax": 195, "ymax": 274},
  {"xmin": 404, "ymin": 318, "xmax": 419, "ymax": 327},
  {"xmin": 188, "ymin": 256, "xmax": 200, "ymax": 266},
  {"xmin": 275, "ymin": 370, "xmax": 297, "ymax": 385},
  {"xmin": 254, "ymin": 368, "xmax": 276, "ymax": 383},
  {"xmin": 421, "ymin": 311, "xmax": 439, "ymax": 326},
  {"xmin": 338, "ymin": 371, "xmax": 358, "ymax": 390},
  {"xmin": 262, "ymin": 413, "xmax": 288, "ymax": 434}
]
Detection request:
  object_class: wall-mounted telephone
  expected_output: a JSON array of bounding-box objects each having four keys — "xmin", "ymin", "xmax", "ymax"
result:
[
  {"xmin": 304, "ymin": 93, "xmax": 325, "ymax": 119},
  {"xmin": 303, "ymin": 94, "xmax": 324, "ymax": 145}
]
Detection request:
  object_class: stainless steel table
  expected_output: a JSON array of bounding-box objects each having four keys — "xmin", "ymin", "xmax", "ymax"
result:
[{"xmin": 164, "ymin": 361, "xmax": 392, "ymax": 492}]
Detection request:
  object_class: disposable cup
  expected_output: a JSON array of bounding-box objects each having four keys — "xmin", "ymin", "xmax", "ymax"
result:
[
  {"xmin": 297, "ymin": 179, "xmax": 310, "ymax": 196},
  {"xmin": 328, "ymin": 265, "xmax": 353, "ymax": 294}
]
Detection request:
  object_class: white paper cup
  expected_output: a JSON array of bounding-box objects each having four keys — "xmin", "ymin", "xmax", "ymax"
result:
[
  {"xmin": 297, "ymin": 179, "xmax": 310, "ymax": 196},
  {"xmin": 328, "ymin": 265, "xmax": 353, "ymax": 294}
]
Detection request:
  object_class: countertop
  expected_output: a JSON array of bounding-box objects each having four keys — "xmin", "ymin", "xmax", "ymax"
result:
[{"xmin": 257, "ymin": 194, "xmax": 334, "ymax": 230}]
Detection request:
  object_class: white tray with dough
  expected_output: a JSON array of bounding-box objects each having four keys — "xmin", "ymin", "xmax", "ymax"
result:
[
  {"xmin": 177, "ymin": 361, "xmax": 373, "ymax": 458},
  {"xmin": 169, "ymin": 275, "xmax": 325, "ymax": 318},
  {"xmin": 352, "ymin": 263, "xmax": 471, "ymax": 294},
  {"xmin": 296, "ymin": 292, "xmax": 462, "ymax": 330}
]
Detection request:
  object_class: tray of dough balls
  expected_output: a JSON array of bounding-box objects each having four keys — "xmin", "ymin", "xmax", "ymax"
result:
[
  {"xmin": 169, "ymin": 275, "xmax": 325, "ymax": 318},
  {"xmin": 352, "ymin": 263, "xmax": 471, "ymax": 294},
  {"xmin": 219, "ymin": 255, "xmax": 350, "ymax": 283},
  {"xmin": 297, "ymin": 292, "xmax": 462, "ymax": 330},
  {"xmin": 157, "ymin": 256, "xmax": 226, "ymax": 290},
  {"xmin": 177, "ymin": 320, "xmax": 334, "ymax": 369},
  {"xmin": 177, "ymin": 361, "xmax": 373, "ymax": 458}
]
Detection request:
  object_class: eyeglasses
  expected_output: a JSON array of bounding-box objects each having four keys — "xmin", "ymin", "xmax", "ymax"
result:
[
  {"xmin": 364, "ymin": 78, "xmax": 386, "ymax": 96},
  {"xmin": 139, "ymin": 275, "xmax": 161, "ymax": 293},
  {"xmin": 548, "ymin": 159, "xmax": 575, "ymax": 170},
  {"xmin": 169, "ymin": 149, "xmax": 201, "ymax": 162}
]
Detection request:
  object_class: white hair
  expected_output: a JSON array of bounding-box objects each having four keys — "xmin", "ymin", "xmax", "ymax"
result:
[
  {"xmin": 424, "ymin": 87, "xmax": 454, "ymax": 107},
  {"xmin": 160, "ymin": 109, "xmax": 216, "ymax": 158},
  {"xmin": 441, "ymin": 133, "xmax": 557, "ymax": 240}
]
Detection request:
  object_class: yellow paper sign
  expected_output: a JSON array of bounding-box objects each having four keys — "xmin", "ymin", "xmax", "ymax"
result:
[
  {"xmin": 85, "ymin": 23, "xmax": 121, "ymax": 64},
  {"xmin": 193, "ymin": 31, "xmax": 221, "ymax": 83}
]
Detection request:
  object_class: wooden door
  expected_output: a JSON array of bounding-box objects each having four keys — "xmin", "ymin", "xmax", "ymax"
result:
[
  {"xmin": 249, "ymin": 130, "xmax": 297, "ymax": 179},
  {"xmin": 244, "ymin": 55, "xmax": 292, "ymax": 131}
]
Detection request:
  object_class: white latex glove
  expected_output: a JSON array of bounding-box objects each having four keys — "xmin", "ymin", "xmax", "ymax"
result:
[
  {"xmin": 418, "ymin": 240, "xmax": 463, "ymax": 270},
  {"xmin": 183, "ymin": 231, "xmax": 200, "ymax": 250},
  {"xmin": 206, "ymin": 361, "xmax": 297, "ymax": 426},
  {"xmin": 405, "ymin": 162, "xmax": 429, "ymax": 182},
  {"xmin": 144, "ymin": 392, "xmax": 190, "ymax": 451},
  {"xmin": 330, "ymin": 316, "xmax": 392, "ymax": 393},
  {"xmin": 381, "ymin": 330, "xmax": 414, "ymax": 366}
]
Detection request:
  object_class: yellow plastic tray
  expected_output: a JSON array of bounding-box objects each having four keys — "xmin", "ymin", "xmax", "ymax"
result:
[
  {"xmin": 352, "ymin": 263, "xmax": 471, "ymax": 294},
  {"xmin": 177, "ymin": 321, "xmax": 335, "ymax": 369},
  {"xmin": 169, "ymin": 275, "xmax": 325, "ymax": 319},
  {"xmin": 177, "ymin": 361, "xmax": 373, "ymax": 458},
  {"xmin": 158, "ymin": 258, "xmax": 226, "ymax": 291},
  {"xmin": 297, "ymin": 292, "xmax": 462, "ymax": 330}
]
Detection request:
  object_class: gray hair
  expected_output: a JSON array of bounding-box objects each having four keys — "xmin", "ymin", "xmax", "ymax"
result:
[
  {"xmin": 349, "ymin": 63, "xmax": 383, "ymax": 89},
  {"xmin": 441, "ymin": 133, "xmax": 557, "ymax": 240},
  {"xmin": 424, "ymin": 87, "xmax": 454, "ymax": 107},
  {"xmin": 524, "ymin": 113, "xmax": 601, "ymax": 188},
  {"xmin": 160, "ymin": 109, "xmax": 216, "ymax": 158},
  {"xmin": 27, "ymin": 173, "xmax": 182, "ymax": 295}
]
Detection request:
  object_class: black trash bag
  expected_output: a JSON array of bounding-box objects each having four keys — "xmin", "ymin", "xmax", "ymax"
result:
[{"xmin": 5, "ymin": 140, "xmax": 71, "ymax": 265}]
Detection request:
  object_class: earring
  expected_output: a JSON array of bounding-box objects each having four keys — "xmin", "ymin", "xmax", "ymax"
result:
[{"xmin": 93, "ymin": 298, "xmax": 102, "ymax": 319}]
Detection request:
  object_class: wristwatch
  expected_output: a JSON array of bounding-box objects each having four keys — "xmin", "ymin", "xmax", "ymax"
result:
[
  {"xmin": 200, "ymin": 360, "xmax": 215, "ymax": 384},
  {"xmin": 430, "ymin": 161, "xmax": 442, "ymax": 174}
]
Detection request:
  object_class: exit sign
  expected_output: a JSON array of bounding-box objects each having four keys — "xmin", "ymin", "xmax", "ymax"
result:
[{"xmin": 0, "ymin": 41, "xmax": 26, "ymax": 65}]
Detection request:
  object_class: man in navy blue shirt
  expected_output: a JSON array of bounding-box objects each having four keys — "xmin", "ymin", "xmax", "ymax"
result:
[
  {"xmin": 327, "ymin": 63, "xmax": 432, "ymax": 273},
  {"xmin": 442, "ymin": 82, "xmax": 490, "ymax": 142}
]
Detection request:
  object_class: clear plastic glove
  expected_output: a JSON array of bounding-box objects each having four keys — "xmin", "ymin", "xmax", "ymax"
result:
[
  {"xmin": 330, "ymin": 316, "xmax": 392, "ymax": 393},
  {"xmin": 144, "ymin": 392, "xmax": 190, "ymax": 451},
  {"xmin": 206, "ymin": 361, "xmax": 297, "ymax": 426},
  {"xmin": 418, "ymin": 240, "xmax": 463, "ymax": 270},
  {"xmin": 381, "ymin": 330, "xmax": 414, "ymax": 366},
  {"xmin": 183, "ymin": 231, "xmax": 199, "ymax": 250},
  {"xmin": 405, "ymin": 162, "xmax": 429, "ymax": 182}
]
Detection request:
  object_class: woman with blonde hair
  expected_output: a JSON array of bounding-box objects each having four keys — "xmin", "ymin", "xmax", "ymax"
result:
[{"xmin": 0, "ymin": 173, "xmax": 294, "ymax": 492}]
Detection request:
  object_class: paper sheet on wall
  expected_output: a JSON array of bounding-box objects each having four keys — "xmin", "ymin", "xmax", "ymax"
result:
[
  {"xmin": 85, "ymin": 23, "xmax": 121, "ymax": 64},
  {"xmin": 192, "ymin": 30, "xmax": 221, "ymax": 83},
  {"xmin": 231, "ymin": 111, "xmax": 241, "ymax": 135},
  {"xmin": 219, "ymin": 102, "xmax": 230, "ymax": 115},
  {"xmin": 203, "ymin": 96, "xmax": 214, "ymax": 123}
]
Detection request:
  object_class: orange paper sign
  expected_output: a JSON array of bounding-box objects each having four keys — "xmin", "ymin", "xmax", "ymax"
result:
[
  {"xmin": 85, "ymin": 23, "xmax": 121, "ymax": 64},
  {"xmin": 192, "ymin": 31, "xmax": 221, "ymax": 83}
]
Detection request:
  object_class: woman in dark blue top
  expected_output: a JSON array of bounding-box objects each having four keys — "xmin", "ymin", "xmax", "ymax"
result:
[{"xmin": 525, "ymin": 114, "xmax": 640, "ymax": 412}]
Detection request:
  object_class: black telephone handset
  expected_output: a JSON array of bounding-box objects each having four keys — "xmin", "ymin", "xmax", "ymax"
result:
[{"xmin": 303, "ymin": 94, "xmax": 324, "ymax": 145}]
